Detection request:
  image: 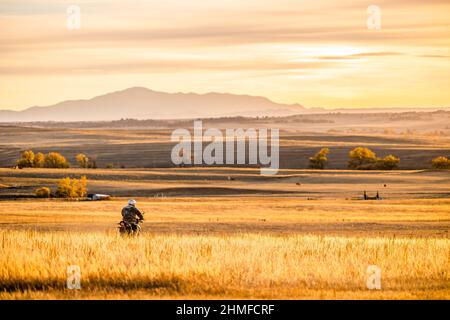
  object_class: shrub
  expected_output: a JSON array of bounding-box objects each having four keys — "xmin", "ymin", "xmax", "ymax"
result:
[
  {"xmin": 16, "ymin": 150, "xmax": 35, "ymax": 169},
  {"xmin": 377, "ymin": 155, "xmax": 400, "ymax": 170},
  {"xmin": 309, "ymin": 148, "xmax": 329, "ymax": 169},
  {"xmin": 16, "ymin": 151, "xmax": 70, "ymax": 169},
  {"xmin": 35, "ymin": 187, "xmax": 51, "ymax": 198},
  {"xmin": 87, "ymin": 156, "xmax": 97, "ymax": 169},
  {"xmin": 105, "ymin": 163, "xmax": 114, "ymax": 169},
  {"xmin": 55, "ymin": 176, "xmax": 87, "ymax": 198},
  {"xmin": 348, "ymin": 147, "xmax": 377, "ymax": 169},
  {"xmin": 33, "ymin": 152, "xmax": 45, "ymax": 168},
  {"xmin": 431, "ymin": 156, "xmax": 450, "ymax": 169},
  {"xmin": 76, "ymin": 154, "xmax": 89, "ymax": 168},
  {"xmin": 348, "ymin": 147, "xmax": 400, "ymax": 170},
  {"xmin": 44, "ymin": 152, "xmax": 70, "ymax": 168},
  {"xmin": 77, "ymin": 176, "xmax": 88, "ymax": 198}
]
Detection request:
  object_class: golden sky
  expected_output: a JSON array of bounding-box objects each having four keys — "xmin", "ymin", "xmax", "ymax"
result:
[{"xmin": 1, "ymin": 0, "xmax": 450, "ymax": 111}]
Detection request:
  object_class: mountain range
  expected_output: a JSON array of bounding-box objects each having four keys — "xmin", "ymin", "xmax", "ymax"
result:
[
  {"xmin": 1, "ymin": 87, "xmax": 447, "ymax": 122},
  {"xmin": 0, "ymin": 87, "xmax": 306, "ymax": 122}
]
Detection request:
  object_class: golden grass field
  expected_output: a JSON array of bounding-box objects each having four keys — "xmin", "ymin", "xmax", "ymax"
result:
[
  {"xmin": 0, "ymin": 231, "xmax": 449, "ymax": 299},
  {"xmin": 1, "ymin": 57, "xmax": 450, "ymax": 301},
  {"xmin": 0, "ymin": 167, "xmax": 449, "ymax": 299}
]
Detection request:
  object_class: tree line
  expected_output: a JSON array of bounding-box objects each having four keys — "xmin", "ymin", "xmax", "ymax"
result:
[
  {"xmin": 15, "ymin": 150, "xmax": 100, "ymax": 169},
  {"xmin": 309, "ymin": 147, "xmax": 449, "ymax": 170},
  {"xmin": 14, "ymin": 148, "xmax": 450, "ymax": 170}
]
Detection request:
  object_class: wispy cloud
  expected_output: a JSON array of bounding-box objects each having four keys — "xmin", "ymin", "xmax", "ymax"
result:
[{"xmin": 0, "ymin": 0, "xmax": 449, "ymax": 110}]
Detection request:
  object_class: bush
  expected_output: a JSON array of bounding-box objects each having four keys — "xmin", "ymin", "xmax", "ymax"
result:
[
  {"xmin": 55, "ymin": 176, "xmax": 88, "ymax": 198},
  {"xmin": 309, "ymin": 148, "xmax": 329, "ymax": 169},
  {"xmin": 75, "ymin": 153, "xmax": 98, "ymax": 169},
  {"xmin": 348, "ymin": 147, "xmax": 400, "ymax": 170},
  {"xmin": 348, "ymin": 147, "xmax": 377, "ymax": 169},
  {"xmin": 35, "ymin": 187, "xmax": 51, "ymax": 198},
  {"xmin": 16, "ymin": 151, "xmax": 70, "ymax": 169},
  {"xmin": 34, "ymin": 152, "xmax": 45, "ymax": 168},
  {"xmin": 16, "ymin": 150, "xmax": 35, "ymax": 169},
  {"xmin": 87, "ymin": 156, "xmax": 98, "ymax": 169},
  {"xmin": 105, "ymin": 163, "xmax": 114, "ymax": 169},
  {"xmin": 377, "ymin": 155, "xmax": 400, "ymax": 170},
  {"xmin": 44, "ymin": 152, "xmax": 70, "ymax": 168},
  {"xmin": 431, "ymin": 156, "xmax": 450, "ymax": 169},
  {"xmin": 76, "ymin": 153, "xmax": 89, "ymax": 168}
]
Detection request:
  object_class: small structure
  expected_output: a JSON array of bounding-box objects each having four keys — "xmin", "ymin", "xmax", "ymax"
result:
[
  {"xmin": 87, "ymin": 193, "xmax": 111, "ymax": 201},
  {"xmin": 363, "ymin": 191, "xmax": 382, "ymax": 200}
]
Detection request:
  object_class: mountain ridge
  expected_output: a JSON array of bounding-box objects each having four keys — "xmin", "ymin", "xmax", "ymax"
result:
[
  {"xmin": 1, "ymin": 87, "xmax": 448, "ymax": 122},
  {"xmin": 0, "ymin": 87, "xmax": 306, "ymax": 122}
]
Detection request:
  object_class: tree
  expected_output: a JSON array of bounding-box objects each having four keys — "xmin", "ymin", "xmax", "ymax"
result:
[
  {"xmin": 377, "ymin": 155, "xmax": 400, "ymax": 170},
  {"xmin": 33, "ymin": 152, "xmax": 45, "ymax": 168},
  {"xmin": 348, "ymin": 147, "xmax": 377, "ymax": 169},
  {"xmin": 16, "ymin": 150, "xmax": 35, "ymax": 169},
  {"xmin": 55, "ymin": 176, "xmax": 87, "ymax": 198},
  {"xmin": 431, "ymin": 156, "xmax": 450, "ymax": 169},
  {"xmin": 309, "ymin": 148, "xmax": 330, "ymax": 169},
  {"xmin": 79, "ymin": 176, "xmax": 88, "ymax": 197},
  {"xmin": 15, "ymin": 150, "xmax": 70, "ymax": 169},
  {"xmin": 55, "ymin": 177, "xmax": 72, "ymax": 198},
  {"xmin": 44, "ymin": 152, "xmax": 70, "ymax": 168},
  {"xmin": 76, "ymin": 153, "xmax": 89, "ymax": 168},
  {"xmin": 348, "ymin": 147, "xmax": 400, "ymax": 170},
  {"xmin": 35, "ymin": 187, "xmax": 51, "ymax": 198},
  {"xmin": 71, "ymin": 176, "xmax": 88, "ymax": 198},
  {"xmin": 87, "ymin": 156, "xmax": 98, "ymax": 169}
]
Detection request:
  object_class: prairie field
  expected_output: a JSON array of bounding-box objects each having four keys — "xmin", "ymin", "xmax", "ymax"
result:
[
  {"xmin": 0, "ymin": 167, "xmax": 449, "ymax": 299},
  {"xmin": 0, "ymin": 123, "xmax": 449, "ymax": 299},
  {"xmin": 1, "ymin": 231, "xmax": 449, "ymax": 300},
  {"xmin": 2, "ymin": 0, "xmax": 450, "ymax": 302}
]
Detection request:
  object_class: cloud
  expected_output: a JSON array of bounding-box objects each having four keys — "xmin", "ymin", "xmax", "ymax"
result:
[
  {"xmin": 316, "ymin": 52, "xmax": 406, "ymax": 60},
  {"xmin": 0, "ymin": 0, "xmax": 449, "ymax": 110},
  {"xmin": 416, "ymin": 54, "xmax": 450, "ymax": 58},
  {"xmin": 0, "ymin": 57, "xmax": 340, "ymax": 75}
]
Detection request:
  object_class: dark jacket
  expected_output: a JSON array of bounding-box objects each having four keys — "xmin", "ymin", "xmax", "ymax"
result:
[{"xmin": 121, "ymin": 205, "xmax": 144, "ymax": 224}]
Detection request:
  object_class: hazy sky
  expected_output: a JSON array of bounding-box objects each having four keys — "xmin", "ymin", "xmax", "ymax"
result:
[{"xmin": 1, "ymin": 0, "xmax": 449, "ymax": 111}]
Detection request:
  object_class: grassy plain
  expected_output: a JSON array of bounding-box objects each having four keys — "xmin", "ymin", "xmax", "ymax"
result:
[
  {"xmin": 0, "ymin": 120, "xmax": 449, "ymax": 299},
  {"xmin": 0, "ymin": 167, "xmax": 449, "ymax": 299},
  {"xmin": 0, "ymin": 230, "xmax": 449, "ymax": 299}
]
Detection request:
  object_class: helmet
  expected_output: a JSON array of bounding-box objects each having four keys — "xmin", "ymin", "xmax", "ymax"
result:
[{"xmin": 128, "ymin": 199, "xmax": 136, "ymax": 206}]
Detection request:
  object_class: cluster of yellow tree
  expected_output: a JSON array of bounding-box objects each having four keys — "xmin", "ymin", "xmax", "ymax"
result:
[
  {"xmin": 16, "ymin": 150, "xmax": 99, "ymax": 169},
  {"xmin": 347, "ymin": 147, "xmax": 400, "ymax": 170},
  {"xmin": 310, "ymin": 147, "xmax": 449, "ymax": 170},
  {"xmin": 75, "ymin": 153, "xmax": 97, "ymax": 169},
  {"xmin": 35, "ymin": 176, "xmax": 88, "ymax": 199},
  {"xmin": 16, "ymin": 150, "xmax": 69, "ymax": 169},
  {"xmin": 309, "ymin": 147, "xmax": 400, "ymax": 170},
  {"xmin": 432, "ymin": 156, "xmax": 450, "ymax": 169}
]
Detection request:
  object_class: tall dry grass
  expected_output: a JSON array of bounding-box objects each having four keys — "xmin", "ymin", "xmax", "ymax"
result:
[{"xmin": 1, "ymin": 230, "xmax": 449, "ymax": 299}]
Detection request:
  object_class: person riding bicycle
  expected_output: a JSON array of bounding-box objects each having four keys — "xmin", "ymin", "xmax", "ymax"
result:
[{"xmin": 121, "ymin": 199, "xmax": 144, "ymax": 231}]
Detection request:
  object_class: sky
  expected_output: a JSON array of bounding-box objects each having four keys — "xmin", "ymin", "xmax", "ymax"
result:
[{"xmin": 0, "ymin": 0, "xmax": 449, "ymax": 111}]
